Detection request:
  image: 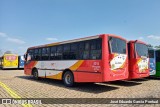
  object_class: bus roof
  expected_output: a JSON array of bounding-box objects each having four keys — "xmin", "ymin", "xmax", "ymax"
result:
[
  {"xmin": 148, "ymin": 47, "xmax": 156, "ymax": 50},
  {"xmin": 128, "ymin": 40, "xmax": 147, "ymax": 45},
  {"xmin": 28, "ymin": 34, "xmax": 127, "ymax": 50},
  {"xmin": 3, "ymin": 54, "xmax": 18, "ymax": 56}
]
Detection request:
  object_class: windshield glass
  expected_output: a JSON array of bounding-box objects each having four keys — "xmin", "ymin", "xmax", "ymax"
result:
[
  {"xmin": 135, "ymin": 43, "xmax": 148, "ymax": 57},
  {"xmin": 148, "ymin": 50, "xmax": 154, "ymax": 58},
  {"xmin": 156, "ymin": 50, "xmax": 160, "ymax": 61},
  {"xmin": 109, "ymin": 37, "xmax": 126, "ymax": 54}
]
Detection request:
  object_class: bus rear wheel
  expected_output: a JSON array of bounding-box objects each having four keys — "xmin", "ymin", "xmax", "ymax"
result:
[
  {"xmin": 63, "ymin": 71, "xmax": 74, "ymax": 87},
  {"xmin": 33, "ymin": 69, "xmax": 39, "ymax": 80}
]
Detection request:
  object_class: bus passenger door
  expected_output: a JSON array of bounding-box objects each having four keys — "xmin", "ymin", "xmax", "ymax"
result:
[
  {"xmin": 24, "ymin": 53, "xmax": 32, "ymax": 75},
  {"xmin": 38, "ymin": 61, "xmax": 46, "ymax": 78}
]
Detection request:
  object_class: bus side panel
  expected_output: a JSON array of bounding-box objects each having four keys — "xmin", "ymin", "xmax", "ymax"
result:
[
  {"xmin": 24, "ymin": 61, "xmax": 38, "ymax": 75},
  {"xmin": 74, "ymin": 72, "xmax": 102, "ymax": 82},
  {"xmin": 73, "ymin": 60, "xmax": 103, "ymax": 82}
]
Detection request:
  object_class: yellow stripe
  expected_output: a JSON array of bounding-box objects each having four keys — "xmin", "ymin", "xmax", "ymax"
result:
[
  {"xmin": 137, "ymin": 58, "xmax": 142, "ymax": 64},
  {"xmin": 46, "ymin": 72, "xmax": 63, "ymax": 80},
  {"xmin": 0, "ymin": 81, "xmax": 32, "ymax": 107},
  {"xmin": 47, "ymin": 43, "xmax": 59, "ymax": 47},
  {"xmin": 69, "ymin": 60, "xmax": 84, "ymax": 71}
]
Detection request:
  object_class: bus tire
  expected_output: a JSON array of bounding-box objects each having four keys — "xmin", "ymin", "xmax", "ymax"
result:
[
  {"xmin": 32, "ymin": 69, "xmax": 39, "ymax": 80},
  {"xmin": 63, "ymin": 71, "xmax": 74, "ymax": 87}
]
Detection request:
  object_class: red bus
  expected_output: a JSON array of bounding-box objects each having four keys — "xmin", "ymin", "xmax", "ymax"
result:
[
  {"xmin": 128, "ymin": 40, "xmax": 149, "ymax": 79},
  {"xmin": 24, "ymin": 34, "xmax": 128, "ymax": 86}
]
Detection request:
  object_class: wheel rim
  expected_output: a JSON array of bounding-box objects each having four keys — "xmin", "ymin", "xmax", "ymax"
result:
[{"xmin": 65, "ymin": 74, "xmax": 72, "ymax": 84}]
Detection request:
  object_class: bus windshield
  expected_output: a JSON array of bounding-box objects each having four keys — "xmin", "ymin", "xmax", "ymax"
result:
[
  {"xmin": 135, "ymin": 43, "xmax": 148, "ymax": 57},
  {"xmin": 156, "ymin": 50, "xmax": 160, "ymax": 61},
  {"xmin": 148, "ymin": 50, "xmax": 154, "ymax": 58},
  {"xmin": 109, "ymin": 37, "xmax": 126, "ymax": 54}
]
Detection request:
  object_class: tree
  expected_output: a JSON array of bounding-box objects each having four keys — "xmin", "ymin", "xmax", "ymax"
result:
[
  {"xmin": 4, "ymin": 51, "xmax": 12, "ymax": 54},
  {"xmin": 147, "ymin": 44, "xmax": 153, "ymax": 48},
  {"xmin": 154, "ymin": 45, "xmax": 160, "ymax": 49},
  {"xmin": 0, "ymin": 49, "xmax": 3, "ymax": 56}
]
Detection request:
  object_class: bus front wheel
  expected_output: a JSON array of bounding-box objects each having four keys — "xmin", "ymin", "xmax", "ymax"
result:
[
  {"xmin": 33, "ymin": 69, "xmax": 39, "ymax": 80},
  {"xmin": 63, "ymin": 71, "xmax": 74, "ymax": 87}
]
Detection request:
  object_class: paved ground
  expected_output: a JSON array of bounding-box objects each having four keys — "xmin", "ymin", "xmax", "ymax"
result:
[{"xmin": 0, "ymin": 69, "xmax": 160, "ymax": 107}]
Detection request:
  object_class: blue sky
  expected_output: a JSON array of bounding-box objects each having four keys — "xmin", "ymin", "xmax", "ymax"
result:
[{"xmin": 0, "ymin": 0, "xmax": 160, "ymax": 55}]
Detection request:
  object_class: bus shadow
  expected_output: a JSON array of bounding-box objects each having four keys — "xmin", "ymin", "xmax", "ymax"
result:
[
  {"xmin": 145, "ymin": 76, "xmax": 160, "ymax": 80},
  {"xmin": 16, "ymin": 76, "xmax": 119, "ymax": 94},
  {"xmin": 0, "ymin": 68, "xmax": 20, "ymax": 70},
  {"xmin": 105, "ymin": 80, "xmax": 142, "ymax": 87},
  {"xmin": 129, "ymin": 78, "xmax": 149, "ymax": 82}
]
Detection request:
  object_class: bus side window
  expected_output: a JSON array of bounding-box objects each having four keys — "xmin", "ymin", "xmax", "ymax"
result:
[
  {"xmin": 78, "ymin": 42, "xmax": 84, "ymax": 59},
  {"xmin": 27, "ymin": 49, "xmax": 34, "ymax": 60},
  {"xmin": 42, "ymin": 48, "xmax": 50, "ymax": 60},
  {"xmin": 70, "ymin": 43, "xmax": 78, "ymax": 60},
  {"xmin": 156, "ymin": 51, "xmax": 160, "ymax": 62},
  {"xmin": 63, "ymin": 44, "xmax": 70, "ymax": 60},
  {"xmin": 50, "ymin": 46, "xmax": 57, "ymax": 60},
  {"xmin": 38, "ymin": 48, "xmax": 41, "ymax": 60},
  {"xmin": 56, "ymin": 45, "xmax": 63, "ymax": 60},
  {"xmin": 34, "ymin": 49, "xmax": 39, "ymax": 60},
  {"xmin": 83, "ymin": 41, "xmax": 90, "ymax": 59},
  {"xmin": 27, "ymin": 53, "xmax": 31, "ymax": 61},
  {"xmin": 90, "ymin": 39, "xmax": 102, "ymax": 59}
]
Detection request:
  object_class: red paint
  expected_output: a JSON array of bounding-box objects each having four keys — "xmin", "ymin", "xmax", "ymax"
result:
[
  {"xmin": 5, "ymin": 55, "xmax": 17, "ymax": 61},
  {"xmin": 24, "ymin": 34, "xmax": 129, "ymax": 83},
  {"xmin": 127, "ymin": 40, "xmax": 149, "ymax": 79}
]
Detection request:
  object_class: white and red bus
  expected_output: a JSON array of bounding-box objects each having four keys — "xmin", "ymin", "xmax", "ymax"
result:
[{"xmin": 24, "ymin": 34, "xmax": 128, "ymax": 86}]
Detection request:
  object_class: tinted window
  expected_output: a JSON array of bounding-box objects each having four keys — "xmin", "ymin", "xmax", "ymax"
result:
[
  {"xmin": 27, "ymin": 49, "xmax": 34, "ymax": 60},
  {"xmin": 91, "ymin": 40, "xmax": 96, "ymax": 50},
  {"xmin": 41, "ymin": 47, "xmax": 50, "ymax": 60},
  {"xmin": 83, "ymin": 41, "xmax": 90, "ymax": 59},
  {"xmin": 156, "ymin": 50, "xmax": 160, "ymax": 62},
  {"xmin": 56, "ymin": 45, "xmax": 63, "ymax": 60},
  {"xmin": 63, "ymin": 44, "xmax": 71, "ymax": 59},
  {"xmin": 70, "ymin": 43, "xmax": 78, "ymax": 59},
  {"xmin": 34, "ymin": 49, "xmax": 41, "ymax": 60},
  {"xmin": 148, "ymin": 50, "xmax": 154, "ymax": 58},
  {"xmin": 78, "ymin": 42, "xmax": 84, "ymax": 59},
  {"xmin": 50, "ymin": 46, "xmax": 57, "ymax": 60},
  {"xmin": 109, "ymin": 37, "xmax": 126, "ymax": 54},
  {"xmin": 135, "ymin": 43, "xmax": 148, "ymax": 57},
  {"xmin": 71, "ymin": 43, "xmax": 78, "ymax": 51},
  {"xmin": 90, "ymin": 39, "xmax": 102, "ymax": 59}
]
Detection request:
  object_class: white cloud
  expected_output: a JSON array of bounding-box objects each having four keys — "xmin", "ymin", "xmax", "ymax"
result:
[
  {"xmin": 0, "ymin": 32, "xmax": 7, "ymax": 37},
  {"xmin": 46, "ymin": 37, "xmax": 58, "ymax": 41},
  {"xmin": 0, "ymin": 32, "xmax": 26, "ymax": 45},
  {"xmin": 138, "ymin": 37, "xmax": 144, "ymax": 40},
  {"xmin": 7, "ymin": 37, "xmax": 26, "ymax": 44},
  {"xmin": 147, "ymin": 35, "xmax": 160, "ymax": 40}
]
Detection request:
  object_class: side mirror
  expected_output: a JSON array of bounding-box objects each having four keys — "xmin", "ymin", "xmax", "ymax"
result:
[
  {"xmin": 24, "ymin": 54, "xmax": 26, "ymax": 61},
  {"xmin": 23, "ymin": 54, "xmax": 26, "ymax": 59}
]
